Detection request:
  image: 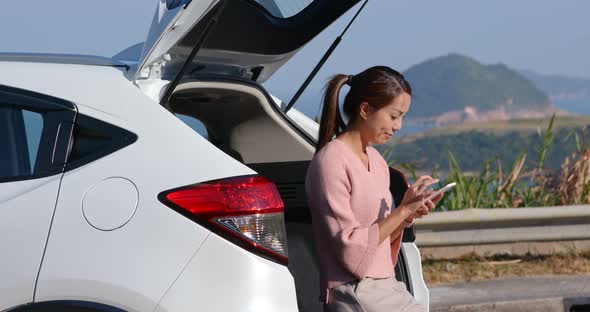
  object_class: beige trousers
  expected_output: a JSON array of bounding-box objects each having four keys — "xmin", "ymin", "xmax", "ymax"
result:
[{"xmin": 324, "ymin": 277, "xmax": 425, "ymax": 312}]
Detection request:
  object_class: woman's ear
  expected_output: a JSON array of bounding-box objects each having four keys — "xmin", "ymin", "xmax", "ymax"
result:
[{"xmin": 359, "ymin": 101, "xmax": 371, "ymax": 120}]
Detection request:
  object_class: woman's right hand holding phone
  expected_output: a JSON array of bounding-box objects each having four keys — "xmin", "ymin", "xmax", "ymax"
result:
[
  {"xmin": 379, "ymin": 175, "xmax": 440, "ymax": 243},
  {"xmin": 400, "ymin": 175, "xmax": 439, "ymax": 224}
]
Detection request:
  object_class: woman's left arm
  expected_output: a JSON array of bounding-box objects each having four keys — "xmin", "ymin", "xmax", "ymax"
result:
[
  {"xmin": 389, "ymin": 219, "xmax": 411, "ymax": 243},
  {"xmin": 389, "ymin": 192, "xmax": 443, "ymax": 243}
]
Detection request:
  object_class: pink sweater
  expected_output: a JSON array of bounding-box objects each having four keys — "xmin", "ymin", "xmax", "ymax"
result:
[{"xmin": 305, "ymin": 139, "xmax": 402, "ymax": 303}]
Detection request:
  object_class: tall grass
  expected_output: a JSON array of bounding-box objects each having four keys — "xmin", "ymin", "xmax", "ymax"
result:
[
  {"xmin": 558, "ymin": 128, "xmax": 590, "ymax": 205},
  {"xmin": 388, "ymin": 114, "xmax": 590, "ymax": 210}
]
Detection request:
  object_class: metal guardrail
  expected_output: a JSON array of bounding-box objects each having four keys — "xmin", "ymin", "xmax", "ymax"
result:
[{"xmin": 414, "ymin": 205, "xmax": 590, "ymax": 247}]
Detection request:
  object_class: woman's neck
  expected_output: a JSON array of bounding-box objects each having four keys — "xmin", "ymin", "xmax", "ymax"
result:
[{"xmin": 337, "ymin": 127, "xmax": 369, "ymax": 155}]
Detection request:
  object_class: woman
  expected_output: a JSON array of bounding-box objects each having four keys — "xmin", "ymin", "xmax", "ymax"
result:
[{"xmin": 305, "ymin": 66, "xmax": 441, "ymax": 312}]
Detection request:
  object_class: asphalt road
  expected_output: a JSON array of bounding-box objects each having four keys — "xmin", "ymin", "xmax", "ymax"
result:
[{"xmin": 429, "ymin": 275, "xmax": 590, "ymax": 312}]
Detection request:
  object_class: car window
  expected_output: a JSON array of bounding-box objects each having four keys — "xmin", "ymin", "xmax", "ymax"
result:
[
  {"xmin": 0, "ymin": 85, "xmax": 78, "ymax": 183},
  {"xmin": 66, "ymin": 114, "xmax": 137, "ymax": 171},
  {"xmin": 253, "ymin": 0, "xmax": 313, "ymax": 18},
  {"xmin": 0, "ymin": 107, "xmax": 44, "ymax": 179},
  {"xmin": 22, "ymin": 110, "xmax": 43, "ymax": 172}
]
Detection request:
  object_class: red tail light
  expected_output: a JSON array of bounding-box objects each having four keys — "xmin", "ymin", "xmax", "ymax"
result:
[{"xmin": 159, "ymin": 175, "xmax": 288, "ymax": 265}]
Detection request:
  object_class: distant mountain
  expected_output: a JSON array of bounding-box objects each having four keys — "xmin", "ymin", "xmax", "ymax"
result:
[
  {"xmin": 403, "ymin": 54, "xmax": 552, "ymax": 121},
  {"xmin": 519, "ymin": 70, "xmax": 590, "ymax": 115}
]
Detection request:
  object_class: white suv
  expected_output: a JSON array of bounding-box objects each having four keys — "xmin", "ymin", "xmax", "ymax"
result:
[{"xmin": 0, "ymin": 1, "xmax": 429, "ymax": 311}]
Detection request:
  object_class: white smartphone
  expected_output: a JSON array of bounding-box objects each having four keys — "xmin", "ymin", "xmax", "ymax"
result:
[{"xmin": 425, "ymin": 182, "xmax": 456, "ymax": 201}]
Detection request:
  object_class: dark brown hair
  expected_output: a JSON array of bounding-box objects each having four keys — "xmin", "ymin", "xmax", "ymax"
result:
[{"xmin": 316, "ymin": 66, "xmax": 412, "ymax": 153}]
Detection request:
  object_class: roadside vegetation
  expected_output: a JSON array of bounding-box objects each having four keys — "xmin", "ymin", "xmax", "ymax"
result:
[
  {"xmin": 382, "ymin": 114, "xmax": 590, "ymax": 210},
  {"xmin": 422, "ymin": 251, "xmax": 590, "ymax": 285},
  {"xmin": 382, "ymin": 115, "xmax": 590, "ymax": 172}
]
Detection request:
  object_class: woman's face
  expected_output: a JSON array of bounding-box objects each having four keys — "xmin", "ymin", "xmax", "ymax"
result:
[{"xmin": 360, "ymin": 92, "xmax": 411, "ymax": 145}]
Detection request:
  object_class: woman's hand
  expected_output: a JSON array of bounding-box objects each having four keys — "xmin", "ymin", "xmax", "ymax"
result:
[
  {"xmin": 379, "ymin": 176, "xmax": 439, "ymax": 244},
  {"xmin": 399, "ymin": 176, "xmax": 439, "ymax": 215},
  {"xmin": 405, "ymin": 179, "xmax": 443, "ymax": 227}
]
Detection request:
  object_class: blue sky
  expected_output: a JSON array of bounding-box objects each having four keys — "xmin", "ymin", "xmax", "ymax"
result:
[{"xmin": 1, "ymin": 1, "xmax": 588, "ymax": 118}]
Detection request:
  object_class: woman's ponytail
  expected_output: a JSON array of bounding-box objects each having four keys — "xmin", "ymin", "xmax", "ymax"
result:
[
  {"xmin": 315, "ymin": 66, "xmax": 411, "ymax": 154},
  {"xmin": 316, "ymin": 74, "xmax": 348, "ymax": 153}
]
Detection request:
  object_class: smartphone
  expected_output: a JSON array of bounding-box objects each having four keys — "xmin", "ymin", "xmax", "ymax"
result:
[{"xmin": 425, "ymin": 182, "xmax": 456, "ymax": 201}]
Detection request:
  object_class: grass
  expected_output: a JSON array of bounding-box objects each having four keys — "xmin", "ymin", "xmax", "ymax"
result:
[
  {"xmin": 386, "ymin": 114, "xmax": 590, "ymax": 210},
  {"xmin": 422, "ymin": 251, "xmax": 590, "ymax": 286}
]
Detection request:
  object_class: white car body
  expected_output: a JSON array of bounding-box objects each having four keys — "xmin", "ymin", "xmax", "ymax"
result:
[{"xmin": 0, "ymin": 1, "xmax": 429, "ymax": 311}]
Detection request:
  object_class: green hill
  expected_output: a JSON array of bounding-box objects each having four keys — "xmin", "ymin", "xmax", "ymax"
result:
[
  {"xmin": 403, "ymin": 54, "xmax": 551, "ymax": 118},
  {"xmin": 379, "ymin": 116, "xmax": 590, "ymax": 172}
]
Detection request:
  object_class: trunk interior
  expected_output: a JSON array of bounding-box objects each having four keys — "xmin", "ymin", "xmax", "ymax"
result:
[{"xmin": 168, "ymin": 79, "xmax": 413, "ymax": 312}]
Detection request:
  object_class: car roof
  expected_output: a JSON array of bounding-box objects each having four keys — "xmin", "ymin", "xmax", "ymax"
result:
[
  {"xmin": 0, "ymin": 54, "xmax": 151, "ymax": 119},
  {"xmin": 0, "ymin": 53, "xmax": 131, "ymax": 68}
]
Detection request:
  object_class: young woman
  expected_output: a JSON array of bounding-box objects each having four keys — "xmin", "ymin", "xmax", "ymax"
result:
[{"xmin": 305, "ymin": 66, "xmax": 441, "ymax": 312}]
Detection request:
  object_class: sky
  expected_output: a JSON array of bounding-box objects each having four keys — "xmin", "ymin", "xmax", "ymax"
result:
[
  {"xmin": 1, "ymin": 1, "xmax": 588, "ymax": 118},
  {"xmin": 263, "ymin": 0, "xmax": 590, "ymax": 117}
]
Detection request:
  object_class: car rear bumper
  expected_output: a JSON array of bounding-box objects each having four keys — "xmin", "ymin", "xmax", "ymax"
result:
[{"xmin": 154, "ymin": 233, "xmax": 299, "ymax": 312}]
